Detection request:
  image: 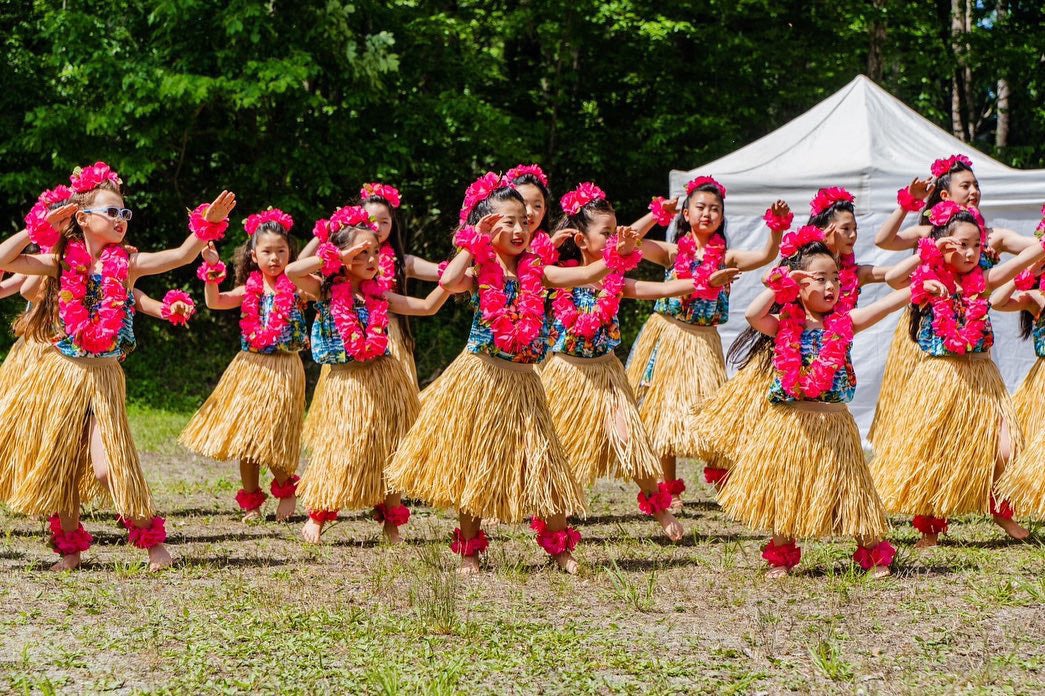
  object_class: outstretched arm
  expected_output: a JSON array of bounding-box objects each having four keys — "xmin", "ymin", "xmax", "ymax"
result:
[
  {"xmin": 745, "ymin": 287, "xmax": 779, "ymax": 337},
  {"xmin": 726, "ymin": 200, "xmax": 790, "ymax": 271},
  {"xmin": 0, "ymin": 273, "xmax": 26, "ymax": 300},
  {"xmin": 986, "ymin": 243, "xmax": 1045, "ymax": 289},
  {"xmin": 851, "ymin": 288, "xmax": 912, "ymax": 332},
  {"xmin": 406, "ymin": 254, "xmax": 441, "ymax": 282},
  {"xmin": 875, "ymin": 178, "xmax": 933, "ymax": 250},
  {"xmin": 130, "ymin": 191, "xmax": 236, "ymax": 280},
  {"xmin": 386, "ymin": 285, "xmax": 450, "ymax": 316},
  {"xmin": 883, "ymin": 254, "xmax": 922, "ymax": 288}
]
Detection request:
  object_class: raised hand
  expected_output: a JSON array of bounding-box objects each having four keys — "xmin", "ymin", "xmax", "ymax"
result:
[
  {"xmin": 788, "ymin": 269, "xmax": 814, "ymax": 283},
  {"xmin": 46, "ymin": 203, "xmax": 78, "ymax": 232},
  {"xmin": 339, "ymin": 240, "xmax": 369, "ymax": 264},
  {"xmin": 769, "ymin": 199, "xmax": 790, "ymax": 219},
  {"xmin": 709, "ymin": 267, "xmax": 741, "ymax": 287},
  {"xmin": 476, "ymin": 213, "xmax": 503, "ymax": 236},
  {"xmin": 659, "ymin": 196, "xmax": 681, "ymax": 218},
  {"xmin": 204, "ymin": 190, "xmax": 237, "ymax": 223},
  {"xmin": 168, "ymin": 301, "xmax": 192, "ymax": 318},
  {"xmin": 1026, "ymin": 291, "xmax": 1045, "ymax": 317},
  {"xmin": 550, "ymin": 227, "xmax": 577, "ymax": 248},
  {"xmin": 908, "ymin": 177, "xmax": 935, "ymax": 201},
  {"xmin": 935, "ymin": 236, "xmax": 961, "ymax": 254},
  {"xmin": 201, "ymin": 242, "xmax": 220, "ymax": 264},
  {"xmin": 922, "ymin": 279, "xmax": 949, "ymax": 298},
  {"xmin": 822, "ymin": 223, "xmax": 839, "ymax": 250},
  {"xmin": 616, "ymin": 226, "xmax": 640, "ymax": 255}
]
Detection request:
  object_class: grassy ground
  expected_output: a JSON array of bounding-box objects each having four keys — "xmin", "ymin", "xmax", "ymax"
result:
[{"xmin": 2, "ymin": 406, "xmax": 1044, "ymax": 694}]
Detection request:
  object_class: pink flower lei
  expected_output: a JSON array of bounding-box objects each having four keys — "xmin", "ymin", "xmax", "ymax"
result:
[
  {"xmin": 773, "ymin": 301, "xmax": 855, "ymax": 400},
  {"xmin": 675, "ymin": 233, "xmax": 728, "ymax": 301},
  {"xmin": 1014, "ymin": 269, "xmax": 1045, "ymax": 292},
  {"xmin": 160, "ymin": 289, "xmax": 196, "ymax": 326},
  {"xmin": 685, "ymin": 175, "xmax": 726, "ymax": 200},
  {"xmin": 58, "ymin": 241, "xmax": 130, "ymax": 354},
  {"xmin": 244, "ymin": 208, "xmax": 294, "ymax": 236},
  {"xmin": 453, "ymin": 225, "xmax": 553, "ymax": 354},
  {"xmin": 809, "ymin": 187, "xmax": 854, "ymax": 217},
  {"xmin": 239, "ymin": 272, "xmax": 298, "ymax": 351},
  {"xmin": 329, "ymin": 276, "xmax": 389, "ymax": 362},
  {"xmin": 459, "ymin": 172, "xmax": 513, "ymax": 223},
  {"xmin": 780, "ymin": 225, "xmax": 825, "ymax": 257},
  {"xmin": 911, "ymin": 238, "xmax": 990, "ymax": 354},
  {"xmin": 25, "ymin": 185, "xmax": 74, "ymax": 251},
  {"xmin": 552, "ymin": 236, "xmax": 642, "ymax": 340},
  {"xmin": 360, "ymin": 182, "xmax": 401, "ymax": 208},
  {"xmin": 506, "ymin": 164, "xmax": 549, "ymax": 188},
  {"xmin": 928, "ymin": 201, "xmax": 987, "ymax": 245},
  {"xmin": 376, "ymin": 243, "xmax": 397, "ymax": 293},
  {"xmin": 930, "ymin": 154, "xmax": 973, "ymax": 178},
  {"xmin": 329, "ymin": 205, "xmax": 378, "ymax": 234},
  {"xmin": 560, "ymin": 182, "xmax": 606, "ymax": 216},
  {"xmin": 69, "ymin": 162, "xmax": 121, "ymax": 193}
]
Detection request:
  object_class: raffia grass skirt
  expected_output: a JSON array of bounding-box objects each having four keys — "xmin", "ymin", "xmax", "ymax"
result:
[
  {"xmin": 1012, "ymin": 358, "xmax": 1045, "ymax": 441},
  {"xmin": 387, "ymin": 316, "xmax": 418, "ymax": 386},
  {"xmin": 718, "ymin": 401, "xmax": 888, "ymax": 539},
  {"xmin": 996, "ymin": 426, "xmax": 1045, "ymax": 517},
  {"xmin": 179, "ymin": 350, "xmax": 305, "ymax": 476},
  {"xmin": 867, "ymin": 310, "xmax": 922, "ymax": 446},
  {"xmin": 386, "ymin": 351, "xmax": 585, "ymax": 523},
  {"xmin": 539, "ymin": 351, "xmax": 659, "ymax": 486},
  {"xmin": 625, "ymin": 313, "xmax": 727, "ymax": 458},
  {"xmin": 0, "ymin": 348, "xmax": 153, "ymax": 518},
  {"xmin": 868, "ymin": 352, "xmax": 1023, "ymax": 517},
  {"xmin": 297, "ymin": 356, "xmax": 419, "ymax": 512},
  {"xmin": 689, "ymin": 354, "xmax": 775, "ymax": 472}
]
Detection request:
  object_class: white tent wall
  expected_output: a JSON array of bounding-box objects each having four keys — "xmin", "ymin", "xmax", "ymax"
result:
[{"xmin": 664, "ymin": 75, "xmax": 1045, "ymax": 437}]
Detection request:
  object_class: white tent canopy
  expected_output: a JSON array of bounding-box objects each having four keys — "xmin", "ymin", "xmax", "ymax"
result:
[{"xmin": 666, "ymin": 74, "xmax": 1044, "ymax": 435}]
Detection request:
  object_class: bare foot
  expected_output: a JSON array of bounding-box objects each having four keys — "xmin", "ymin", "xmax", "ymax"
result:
[
  {"xmin": 275, "ymin": 495, "xmax": 296, "ymax": 522},
  {"xmin": 553, "ymin": 551, "xmax": 579, "ymax": 575},
  {"xmin": 241, "ymin": 509, "xmax": 263, "ymax": 523},
  {"xmin": 302, "ymin": 519, "xmax": 324, "ymax": 544},
  {"xmin": 457, "ymin": 554, "xmax": 481, "ymax": 575},
  {"xmin": 383, "ymin": 522, "xmax": 402, "ymax": 545},
  {"xmin": 869, "ymin": 565, "xmax": 892, "ymax": 579},
  {"xmin": 668, "ymin": 496, "xmax": 683, "ymax": 514},
  {"xmin": 765, "ymin": 566, "xmax": 790, "ymax": 579},
  {"xmin": 914, "ymin": 533, "xmax": 939, "ymax": 549},
  {"xmin": 148, "ymin": 544, "xmax": 173, "ymax": 572},
  {"xmin": 654, "ymin": 510, "xmax": 684, "ymax": 542},
  {"xmin": 50, "ymin": 552, "xmax": 81, "ymax": 571},
  {"xmin": 994, "ymin": 516, "xmax": 1031, "ymax": 541}
]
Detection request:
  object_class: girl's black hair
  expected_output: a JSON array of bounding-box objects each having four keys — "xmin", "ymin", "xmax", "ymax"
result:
[
  {"xmin": 673, "ymin": 183, "xmax": 727, "ymax": 244},
  {"xmin": 233, "ymin": 220, "xmax": 296, "ymax": 286},
  {"xmin": 807, "ymin": 199, "xmax": 856, "ymax": 228},
  {"xmin": 510, "ymin": 173, "xmax": 552, "ymax": 234},
  {"xmin": 465, "ymin": 186, "xmax": 526, "ymax": 227},
  {"xmin": 907, "ymin": 209, "xmax": 981, "ymax": 343},
  {"xmin": 920, "ymin": 161, "xmax": 976, "ymax": 225},
  {"xmin": 552, "ymin": 197, "xmax": 616, "ymax": 265},
  {"xmin": 727, "ymin": 241, "xmax": 835, "ymax": 369}
]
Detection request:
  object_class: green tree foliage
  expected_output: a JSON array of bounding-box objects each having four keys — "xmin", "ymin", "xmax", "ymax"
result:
[{"xmin": 1, "ymin": 0, "xmax": 1042, "ymax": 406}]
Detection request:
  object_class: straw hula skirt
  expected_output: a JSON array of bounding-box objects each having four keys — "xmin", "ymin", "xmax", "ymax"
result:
[
  {"xmin": 867, "ymin": 310, "xmax": 922, "ymax": 446},
  {"xmin": 0, "ymin": 347, "xmax": 154, "ymax": 519},
  {"xmin": 296, "ymin": 356, "xmax": 419, "ymax": 512},
  {"xmin": 386, "ymin": 351, "xmax": 586, "ymax": 523},
  {"xmin": 869, "ymin": 352, "xmax": 1023, "ymax": 517},
  {"xmin": 539, "ymin": 351, "xmax": 659, "ymax": 486},
  {"xmin": 996, "ymin": 426, "xmax": 1045, "ymax": 517},
  {"xmin": 625, "ymin": 313, "xmax": 727, "ymax": 458},
  {"xmin": 179, "ymin": 350, "xmax": 305, "ymax": 476},
  {"xmin": 1011, "ymin": 357, "xmax": 1045, "ymax": 441},
  {"xmin": 718, "ymin": 400, "xmax": 888, "ymax": 539}
]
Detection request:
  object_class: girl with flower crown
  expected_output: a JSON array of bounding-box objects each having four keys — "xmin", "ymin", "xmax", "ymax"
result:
[
  {"xmin": 720, "ymin": 240, "xmax": 911, "ymax": 578},
  {"xmin": 692, "ymin": 187, "xmax": 903, "ymax": 489},
  {"xmin": 386, "ymin": 173, "xmax": 638, "ymax": 575},
  {"xmin": 870, "ymin": 202, "xmax": 1045, "ymax": 548},
  {"xmin": 507, "ymin": 164, "xmax": 553, "ymax": 238},
  {"xmin": 625, "ymin": 175, "xmax": 786, "ymax": 512},
  {"xmin": 869, "ymin": 155, "xmax": 1039, "ymax": 446},
  {"xmin": 179, "ymin": 208, "xmax": 308, "ymax": 524},
  {"xmin": 540, "ymin": 183, "xmax": 706, "ymax": 541},
  {"xmin": 285, "ymin": 206, "xmax": 451, "ymax": 544},
  {"xmin": 0, "ymin": 162, "xmax": 234, "ymax": 571}
]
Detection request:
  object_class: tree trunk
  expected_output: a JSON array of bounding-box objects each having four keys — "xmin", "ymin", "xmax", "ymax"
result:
[
  {"xmin": 963, "ymin": 0, "xmax": 976, "ymax": 141},
  {"xmin": 867, "ymin": 0, "xmax": 887, "ymax": 81},
  {"xmin": 996, "ymin": 0, "xmax": 1010, "ymax": 147},
  {"xmin": 950, "ymin": 0, "xmax": 966, "ymax": 140}
]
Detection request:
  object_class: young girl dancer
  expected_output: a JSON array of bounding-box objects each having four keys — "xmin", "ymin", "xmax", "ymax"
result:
[
  {"xmin": 871, "ymin": 202, "xmax": 1045, "ymax": 547},
  {"xmin": 720, "ymin": 237, "xmax": 911, "ymax": 577},
  {"xmin": 625, "ymin": 175, "xmax": 784, "ymax": 510},
  {"xmin": 285, "ymin": 206, "xmax": 450, "ymax": 544},
  {"xmin": 386, "ymin": 173, "xmax": 637, "ymax": 575},
  {"xmin": 508, "ymin": 164, "xmax": 552, "ymax": 236},
  {"xmin": 0, "ymin": 162, "xmax": 234, "ymax": 570},
  {"xmin": 540, "ymin": 183, "xmax": 697, "ymax": 542},
  {"xmin": 179, "ymin": 209, "xmax": 307, "ymax": 523}
]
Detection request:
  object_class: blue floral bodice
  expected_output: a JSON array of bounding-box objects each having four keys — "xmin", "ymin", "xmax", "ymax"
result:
[
  {"xmin": 311, "ymin": 299, "xmax": 389, "ymax": 365},
  {"xmin": 768, "ymin": 328, "xmax": 856, "ymax": 404},
  {"xmin": 1033, "ymin": 313, "xmax": 1045, "ymax": 358},
  {"xmin": 653, "ymin": 263, "xmax": 729, "ymax": 326},
  {"xmin": 240, "ymin": 293, "xmax": 309, "ymax": 354},
  {"xmin": 53, "ymin": 274, "xmax": 136, "ymax": 360},
  {"xmin": 466, "ymin": 279, "xmax": 547, "ymax": 364},
  {"xmin": 916, "ymin": 295, "xmax": 994, "ymax": 357},
  {"xmin": 547, "ymin": 286, "xmax": 621, "ymax": 358}
]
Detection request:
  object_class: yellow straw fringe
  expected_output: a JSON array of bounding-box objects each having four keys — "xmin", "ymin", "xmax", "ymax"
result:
[
  {"xmin": 689, "ymin": 354, "xmax": 775, "ymax": 471},
  {"xmin": 625, "ymin": 313, "xmax": 726, "ymax": 458},
  {"xmin": 386, "ymin": 351, "xmax": 586, "ymax": 523},
  {"xmin": 996, "ymin": 427, "xmax": 1045, "ymax": 517},
  {"xmin": 387, "ymin": 316, "xmax": 419, "ymax": 387},
  {"xmin": 297, "ymin": 356, "xmax": 419, "ymax": 511},
  {"xmin": 868, "ymin": 354, "xmax": 1023, "ymax": 517},
  {"xmin": 539, "ymin": 352, "xmax": 659, "ymax": 486},
  {"xmin": 0, "ymin": 348, "xmax": 153, "ymax": 518},
  {"xmin": 867, "ymin": 310, "xmax": 923, "ymax": 446},
  {"xmin": 179, "ymin": 351, "xmax": 305, "ymax": 476},
  {"xmin": 1012, "ymin": 359, "xmax": 1045, "ymax": 441},
  {"xmin": 719, "ymin": 403, "xmax": 888, "ymax": 539}
]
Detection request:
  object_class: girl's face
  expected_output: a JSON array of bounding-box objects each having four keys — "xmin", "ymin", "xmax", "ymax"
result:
[
  {"xmin": 489, "ymin": 199, "xmax": 531, "ymax": 257},
  {"xmin": 798, "ymin": 254, "xmax": 840, "ymax": 315},
  {"xmin": 344, "ymin": 230, "xmax": 380, "ymax": 280},
  {"xmin": 251, "ymin": 231, "xmax": 291, "ymax": 279},
  {"xmin": 827, "ymin": 210, "xmax": 858, "ymax": 256},
  {"xmin": 944, "ymin": 222, "xmax": 982, "ymax": 274},
  {"xmin": 76, "ymin": 190, "xmax": 129, "ymax": 246},
  {"xmin": 574, "ymin": 211, "xmax": 617, "ymax": 261},
  {"xmin": 363, "ymin": 201, "xmax": 393, "ymax": 244},
  {"xmin": 682, "ymin": 191, "xmax": 723, "ymax": 237},
  {"xmin": 941, "ymin": 170, "xmax": 981, "ymax": 208},
  {"xmin": 516, "ymin": 183, "xmax": 546, "ymax": 234}
]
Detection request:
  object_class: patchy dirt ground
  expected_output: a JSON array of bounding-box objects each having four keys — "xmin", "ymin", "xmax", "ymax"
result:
[{"xmin": 2, "ymin": 415, "xmax": 1044, "ymax": 694}]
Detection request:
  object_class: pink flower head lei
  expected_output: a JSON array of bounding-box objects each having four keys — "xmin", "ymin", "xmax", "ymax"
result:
[
  {"xmin": 459, "ymin": 171, "xmax": 513, "ymax": 224},
  {"xmin": 24, "ymin": 184, "xmax": 74, "ymax": 251},
  {"xmin": 930, "ymin": 154, "xmax": 973, "ymax": 178},
  {"xmin": 506, "ymin": 164, "xmax": 549, "ymax": 188},
  {"xmin": 316, "ymin": 205, "xmax": 381, "ymax": 279},
  {"xmin": 243, "ymin": 208, "xmax": 294, "ymax": 237},
  {"xmin": 360, "ymin": 182, "xmax": 401, "ymax": 208},
  {"xmin": 559, "ymin": 182, "xmax": 606, "ymax": 216},
  {"xmin": 69, "ymin": 161, "xmax": 122, "ymax": 194},
  {"xmin": 928, "ymin": 200, "xmax": 986, "ymax": 245},
  {"xmin": 809, "ymin": 186, "xmax": 854, "ymax": 217},
  {"xmin": 685, "ymin": 175, "xmax": 726, "ymax": 200}
]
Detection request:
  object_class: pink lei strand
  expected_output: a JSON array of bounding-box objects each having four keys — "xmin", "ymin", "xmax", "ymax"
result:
[
  {"xmin": 160, "ymin": 290, "xmax": 195, "ymax": 326},
  {"xmin": 911, "ymin": 239, "xmax": 990, "ymax": 354},
  {"xmin": 188, "ymin": 203, "xmax": 229, "ymax": 242},
  {"xmin": 329, "ymin": 276, "xmax": 390, "ymax": 362},
  {"xmin": 674, "ymin": 233, "xmax": 727, "ymax": 301},
  {"xmin": 376, "ymin": 243, "xmax": 397, "ymax": 293},
  {"xmin": 239, "ymin": 272, "xmax": 297, "ymax": 351},
  {"xmin": 772, "ymin": 299, "xmax": 855, "ymax": 400},
  {"xmin": 58, "ymin": 241, "xmax": 130, "ymax": 354},
  {"xmin": 552, "ymin": 236, "xmax": 641, "ymax": 340}
]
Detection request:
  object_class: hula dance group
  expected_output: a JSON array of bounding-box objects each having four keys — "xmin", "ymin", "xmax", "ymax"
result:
[{"xmin": 2, "ymin": 155, "xmax": 1044, "ymax": 577}]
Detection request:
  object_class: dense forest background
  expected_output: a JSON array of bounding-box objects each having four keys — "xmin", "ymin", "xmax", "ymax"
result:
[{"xmin": 1, "ymin": 0, "xmax": 1042, "ymax": 409}]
